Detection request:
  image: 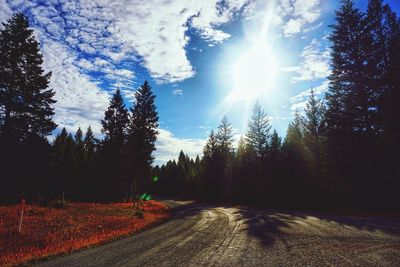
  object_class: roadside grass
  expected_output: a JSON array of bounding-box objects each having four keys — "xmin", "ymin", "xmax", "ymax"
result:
[{"xmin": 0, "ymin": 201, "xmax": 170, "ymax": 266}]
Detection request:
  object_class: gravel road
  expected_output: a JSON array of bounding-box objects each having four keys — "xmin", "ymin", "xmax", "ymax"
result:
[{"xmin": 36, "ymin": 201, "xmax": 400, "ymax": 266}]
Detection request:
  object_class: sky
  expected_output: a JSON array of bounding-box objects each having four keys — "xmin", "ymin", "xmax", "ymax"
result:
[{"xmin": 0, "ymin": 0, "xmax": 399, "ymax": 165}]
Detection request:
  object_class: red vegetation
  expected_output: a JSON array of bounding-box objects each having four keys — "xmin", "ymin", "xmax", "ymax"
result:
[{"xmin": 0, "ymin": 201, "xmax": 169, "ymax": 266}]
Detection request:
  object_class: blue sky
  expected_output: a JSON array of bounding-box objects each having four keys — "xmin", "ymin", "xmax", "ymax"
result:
[{"xmin": 0, "ymin": 0, "xmax": 399, "ymax": 164}]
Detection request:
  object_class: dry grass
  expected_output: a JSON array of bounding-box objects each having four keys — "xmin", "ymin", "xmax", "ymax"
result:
[{"xmin": 0, "ymin": 201, "xmax": 169, "ymax": 266}]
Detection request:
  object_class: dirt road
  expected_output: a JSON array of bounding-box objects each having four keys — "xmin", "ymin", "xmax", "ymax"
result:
[{"xmin": 37, "ymin": 201, "xmax": 400, "ymax": 266}]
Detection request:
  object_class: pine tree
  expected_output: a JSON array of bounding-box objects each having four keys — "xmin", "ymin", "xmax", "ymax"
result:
[
  {"xmin": 127, "ymin": 81, "xmax": 159, "ymax": 198},
  {"xmin": 246, "ymin": 102, "xmax": 271, "ymax": 159},
  {"xmin": 52, "ymin": 128, "xmax": 77, "ymax": 199},
  {"xmin": 302, "ymin": 89, "xmax": 326, "ymax": 177},
  {"xmin": 236, "ymin": 136, "xmax": 248, "ymax": 162},
  {"xmin": 0, "ymin": 13, "xmax": 56, "ymax": 142},
  {"xmin": 202, "ymin": 130, "xmax": 222, "ymax": 199},
  {"xmin": 75, "ymin": 127, "xmax": 84, "ymax": 161},
  {"xmin": 83, "ymin": 126, "xmax": 96, "ymax": 161},
  {"xmin": 0, "ymin": 13, "xmax": 57, "ymax": 201},
  {"xmin": 83, "ymin": 126, "xmax": 97, "ymax": 200},
  {"xmin": 325, "ymin": 0, "xmax": 379, "ymax": 206},
  {"xmin": 284, "ymin": 111, "xmax": 304, "ymax": 150},
  {"xmin": 101, "ymin": 89, "xmax": 129, "ymax": 145},
  {"xmin": 270, "ymin": 130, "xmax": 282, "ymax": 157},
  {"xmin": 216, "ymin": 116, "xmax": 234, "ymax": 157},
  {"xmin": 282, "ymin": 112, "xmax": 307, "ymax": 206},
  {"xmin": 100, "ymin": 89, "xmax": 129, "ymax": 200},
  {"xmin": 326, "ymin": 0, "xmax": 370, "ymax": 137},
  {"xmin": 203, "ymin": 130, "xmax": 218, "ymax": 161},
  {"xmin": 215, "ymin": 116, "xmax": 235, "ymax": 199},
  {"xmin": 366, "ymin": 0, "xmax": 400, "ymax": 206}
]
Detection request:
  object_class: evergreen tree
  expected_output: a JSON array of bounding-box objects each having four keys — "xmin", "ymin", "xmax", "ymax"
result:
[
  {"xmin": 284, "ymin": 112, "xmax": 304, "ymax": 152},
  {"xmin": 0, "ymin": 13, "xmax": 56, "ymax": 201},
  {"xmin": 270, "ymin": 130, "xmax": 282, "ymax": 157},
  {"xmin": 203, "ymin": 130, "xmax": 218, "ymax": 161},
  {"xmin": 366, "ymin": 0, "xmax": 400, "ymax": 206},
  {"xmin": 52, "ymin": 128, "xmax": 77, "ymax": 199},
  {"xmin": 302, "ymin": 89, "xmax": 326, "ymax": 178},
  {"xmin": 282, "ymin": 111, "xmax": 307, "ymax": 206},
  {"xmin": 215, "ymin": 116, "xmax": 234, "ymax": 199},
  {"xmin": 84, "ymin": 126, "xmax": 96, "ymax": 162},
  {"xmin": 127, "ymin": 81, "xmax": 159, "ymax": 199},
  {"xmin": 82, "ymin": 126, "xmax": 97, "ymax": 200},
  {"xmin": 0, "ymin": 13, "xmax": 56, "ymax": 142},
  {"xmin": 236, "ymin": 136, "xmax": 248, "ymax": 162},
  {"xmin": 246, "ymin": 102, "xmax": 271, "ymax": 159},
  {"xmin": 326, "ymin": 0, "xmax": 380, "ymax": 207},
  {"xmin": 75, "ymin": 127, "xmax": 85, "ymax": 162},
  {"xmin": 100, "ymin": 89, "xmax": 129, "ymax": 200},
  {"xmin": 216, "ymin": 116, "xmax": 234, "ymax": 157},
  {"xmin": 73, "ymin": 127, "xmax": 85, "ymax": 199},
  {"xmin": 244, "ymin": 103, "xmax": 272, "ymax": 202},
  {"xmin": 202, "ymin": 130, "xmax": 221, "ymax": 199},
  {"xmin": 101, "ymin": 89, "xmax": 129, "ymax": 145},
  {"xmin": 326, "ymin": 0, "xmax": 370, "ymax": 136}
]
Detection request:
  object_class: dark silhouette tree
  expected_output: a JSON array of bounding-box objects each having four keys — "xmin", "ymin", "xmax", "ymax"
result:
[
  {"xmin": 215, "ymin": 116, "xmax": 234, "ymax": 200},
  {"xmin": 52, "ymin": 128, "xmax": 77, "ymax": 199},
  {"xmin": 84, "ymin": 126, "xmax": 96, "ymax": 162},
  {"xmin": 282, "ymin": 111, "xmax": 307, "ymax": 207},
  {"xmin": 202, "ymin": 130, "xmax": 220, "ymax": 199},
  {"xmin": 101, "ymin": 89, "xmax": 129, "ymax": 145},
  {"xmin": 302, "ymin": 89, "xmax": 326, "ymax": 185},
  {"xmin": 127, "ymin": 81, "xmax": 159, "ymax": 199},
  {"xmin": 0, "ymin": 13, "xmax": 56, "ymax": 142},
  {"xmin": 246, "ymin": 103, "xmax": 272, "ymax": 202},
  {"xmin": 82, "ymin": 126, "xmax": 98, "ymax": 200},
  {"xmin": 366, "ymin": 0, "xmax": 400, "ymax": 207},
  {"xmin": 0, "ymin": 13, "xmax": 56, "ymax": 201},
  {"xmin": 100, "ymin": 89, "xmax": 129, "ymax": 201}
]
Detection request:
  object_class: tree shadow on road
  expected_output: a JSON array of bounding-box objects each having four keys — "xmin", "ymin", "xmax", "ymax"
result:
[
  {"xmin": 236, "ymin": 208, "xmax": 299, "ymax": 247},
  {"xmin": 236, "ymin": 207, "xmax": 400, "ymax": 248}
]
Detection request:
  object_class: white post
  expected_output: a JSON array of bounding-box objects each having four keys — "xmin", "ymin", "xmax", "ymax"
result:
[{"xmin": 18, "ymin": 199, "xmax": 25, "ymax": 233}]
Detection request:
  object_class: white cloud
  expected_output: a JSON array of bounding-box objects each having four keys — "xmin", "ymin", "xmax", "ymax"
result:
[
  {"xmin": 40, "ymin": 36, "xmax": 110, "ymax": 135},
  {"xmin": 290, "ymin": 39, "xmax": 330, "ymax": 82},
  {"xmin": 279, "ymin": 0, "xmax": 321, "ymax": 37},
  {"xmin": 283, "ymin": 18, "xmax": 302, "ymax": 36},
  {"xmin": 154, "ymin": 128, "xmax": 206, "ymax": 164},
  {"xmin": 290, "ymin": 80, "xmax": 329, "ymax": 111},
  {"xmin": 2, "ymin": 0, "xmax": 252, "ymax": 85},
  {"xmin": 172, "ymin": 89, "xmax": 183, "ymax": 95},
  {"xmin": 0, "ymin": 0, "xmax": 13, "ymax": 24},
  {"xmin": 120, "ymin": 88, "xmax": 136, "ymax": 103}
]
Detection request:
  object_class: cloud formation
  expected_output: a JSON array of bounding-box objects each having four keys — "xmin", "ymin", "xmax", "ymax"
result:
[
  {"xmin": 0, "ymin": 0, "xmax": 328, "ymax": 163},
  {"xmin": 279, "ymin": 0, "xmax": 321, "ymax": 37},
  {"xmin": 154, "ymin": 128, "xmax": 206, "ymax": 165},
  {"xmin": 172, "ymin": 89, "xmax": 183, "ymax": 95},
  {"xmin": 290, "ymin": 80, "xmax": 329, "ymax": 112},
  {"xmin": 282, "ymin": 39, "xmax": 330, "ymax": 83}
]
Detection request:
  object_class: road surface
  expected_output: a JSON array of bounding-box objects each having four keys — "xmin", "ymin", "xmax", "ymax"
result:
[{"xmin": 37, "ymin": 201, "xmax": 400, "ymax": 266}]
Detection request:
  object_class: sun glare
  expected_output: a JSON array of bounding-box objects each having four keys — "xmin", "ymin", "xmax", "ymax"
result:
[{"xmin": 230, "ymin": 43, "xmax": 277, "ymax": 102}]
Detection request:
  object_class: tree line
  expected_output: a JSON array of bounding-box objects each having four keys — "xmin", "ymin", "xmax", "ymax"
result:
[
  {"xmin": 0, "ymin": 13, "xmax": 159, "ymax": 203},
  {"xmin": 1, "ymin": 0, "xmax": 399, "ymax": 210},
  {"xmin": 153, "ymin": 0, "xmax": 400, "ymax": 210}
]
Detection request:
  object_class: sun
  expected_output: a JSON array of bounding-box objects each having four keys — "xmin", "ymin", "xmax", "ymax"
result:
[{"xmin": 229, "ymin": 43, "xmax": 277, "ymax": 102}]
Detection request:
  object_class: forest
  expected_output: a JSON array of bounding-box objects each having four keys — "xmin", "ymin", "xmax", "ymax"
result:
[{"xmin": 1, "ymin": 0, "xmax": 399, "ymax": 211}]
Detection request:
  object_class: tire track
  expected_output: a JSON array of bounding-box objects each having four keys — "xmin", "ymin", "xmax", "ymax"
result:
[{"xmin": 37, "ymin": 201, "xmax": 400, "ymax": 267}]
